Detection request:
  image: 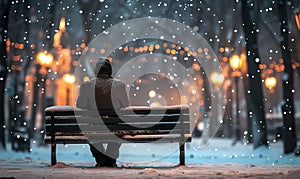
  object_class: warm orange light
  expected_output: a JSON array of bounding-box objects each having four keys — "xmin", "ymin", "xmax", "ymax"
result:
[
  {"xmin": 36, "ymin": 51, "xmax": 53, "ymax": 67},
  {"xmin": 149, "ymin": 45, "xmax": 154, "ymax": 52},
  {"xmin": 59, "ymin": 17, "xmax": 66, "ymax": 32},
  {"xmin": 219, "ymin": 47, "xmax": 225, "ymax": 53},
  {"xmin": 90, "ymin": 48, "xmax": 96, "ymax": 53},
  {"xmin": 150, "ymin": 102, "xmax": 161, "ymax": 107},
  {"xmin": 192, "ymin": 63, "xmax": 200, "ymax": 71},
  {"xmin": 229, "ymin": 54, "xmax": 242, "ymax": 70},
  {"xmin": 210, "ymin": 72, "xmax": 225, "ymax": 86},
  {"xmin": 80, "ymin": 43, "xmax": 86, "ymax": 49},
  {"xmin": 100, "ymin": 48, "xmax": 106, "ymax": 54},
  {"xmin": 107, "ymin": 57, "xmax": 112, "ymax": 62},
  {"xmin": 264, "ymin": 76, "xmax": 277, "ymax": 90},
  {"xmin": 171, "ymin": 49, "xmax": 176, "ymax": 55},
  {"xmin": 180, "ymin": 50, "xmax": 185, "ymax": 55},
  {"xmin": 181, "ymin": 95, "xmax": 188, "ymax": 104},
  {"xmin": 63, "ymin": 74, "xmax": 76, "ymax": 84},
  {"xmin": 143, "ymin": 46, "xmax": 148, "ymax": 51},
  {"xmin": 83, "ymin": 76, "xmax": 90, "ymax": 82},
  {"xmin": 139, "ymin": 47, "xmax": 143, "ymax": 52},
  {"xmin": 295, "ymin": 13, "xmax": 300, "ymax": 30}
]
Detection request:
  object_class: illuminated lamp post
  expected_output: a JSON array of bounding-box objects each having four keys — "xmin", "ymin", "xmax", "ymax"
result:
[
  {"xmin": 210, "ymin": 72, "xmax": 225, "ymax": 137},
  {"xmin": 264, "ymin": 76, "xmax": 277, "ymax": 112},
  {"xmin": 36, "ymin": 51, "xmax": 53, "ymax": 139},
  {"xmin": 229, "ymin": 54, "xmax": 243, "ymax": 145},
  {"xmin": 63, "ymin": 74, "xmax": 75, "ymax": 105},
  {"xmin": 210, "ymin": 72, "xmax": 225, "ymax": 89},
  {"xmin": 37, "ymin": 51, "xmax": 54, "ymax": 68},
  {"xmin": 37, "ymin": 51, "xmax": 53, "ymax": 109}
]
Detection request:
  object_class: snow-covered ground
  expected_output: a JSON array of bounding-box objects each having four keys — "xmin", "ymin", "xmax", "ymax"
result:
[{"xmin": 1, "ymin": 138, "xmax": 300, "ymax": 178}]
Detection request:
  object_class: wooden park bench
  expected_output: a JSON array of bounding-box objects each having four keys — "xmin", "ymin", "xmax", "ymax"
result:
[{"xmin": 44, "ymin": 105, "xmax": 192, "ymax": 166}]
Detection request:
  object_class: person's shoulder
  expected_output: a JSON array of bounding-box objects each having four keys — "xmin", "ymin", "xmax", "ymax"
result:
[{"xmin": 80, "ymin": 79, "xmax": 96, "ymax": 87}]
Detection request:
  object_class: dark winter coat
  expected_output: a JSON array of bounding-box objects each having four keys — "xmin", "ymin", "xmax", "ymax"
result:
[{"xmin": 76, "ymin": 75, "xmax": 130, "ymax": 110}]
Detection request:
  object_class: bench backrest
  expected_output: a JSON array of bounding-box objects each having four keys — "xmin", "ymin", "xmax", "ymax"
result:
[{"xmin": 45, "ymin": 105, "xmax": 190, "ymax": 143}]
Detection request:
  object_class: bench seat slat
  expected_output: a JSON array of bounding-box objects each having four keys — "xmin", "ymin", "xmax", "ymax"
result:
[
  {"xmin": 46, "ymin": 132, "xmax": 84, "ymax": 136},
  {"xmin": 44, "ymin": 134, "xmax": 192, "ymax": 144},
  {"xmin": 45, "ymin": 115, "xmax": 189, "ymax": 124},
  {"xmin": 88, "ymin": 134, "xmax": 192, "ymax": 142},
  {"xmin": 121, "ymin": 134, "xmax": 192, "ymax": 142},
  {"xmin": 45, "ymin": 108, "xmax": 189, "ymax": 117},
  {"xmin": 46, "ymin": 129, "xmax": 191, "ymax": 137},
  {"xmin": 44, "ymin": 136, "xmax": 89, "ymax": 144},
  {"xmin": 46, "ymin": 123, "xmax": 190, "ymax": 133}
]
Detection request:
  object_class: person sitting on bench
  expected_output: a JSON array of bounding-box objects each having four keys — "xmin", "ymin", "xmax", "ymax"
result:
[{"xmin": 76, "ymin": 58, "xmax": 130, "ymax": 167}]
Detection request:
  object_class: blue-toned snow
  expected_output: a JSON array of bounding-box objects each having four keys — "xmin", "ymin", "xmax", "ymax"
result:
[{"xmin": 1, "ymin": 138, "xmax": 300, "ymax": 167}]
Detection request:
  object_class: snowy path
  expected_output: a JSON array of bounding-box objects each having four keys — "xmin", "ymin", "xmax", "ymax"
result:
[
  {"xmin": 1, "ymin": 138, "xmax": 300, "ymax": 178},
  {"xmin": 0, "ymin": 163, "xmax": 300, "ymax": 179}
]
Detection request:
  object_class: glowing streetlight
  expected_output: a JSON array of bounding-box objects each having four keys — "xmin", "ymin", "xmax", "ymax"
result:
[
  {"xmin": 36, "ymin": 51, "xmax": 53, "ymax": 68},
  {"xmin": 264, "ymin": 76, "xmax": 277, "ymax": 92},
  {"xmin": 36, "ymin": 51, "xmax": 53, "ymax": 140},
  {"xmin": 210, "ymin": 72, "xmax": 225, "ymax": 87},
  {"xmin": 229, "ymin": 54, "xmax": 243, "ymax": 71},
  {"xmin": 63, "ymin": 74, "xmax": 76, "ymax": 84},
  {"xmin": 264, "ymin": 76, "xmax": 277, "ymax": 113},
  {"xmin": 229, "ymin": 54, "xmax": 243, "ymax": 146},
  {"xmin": 209, "ymin": 72, "xmax": 224, "ymax": 137}
]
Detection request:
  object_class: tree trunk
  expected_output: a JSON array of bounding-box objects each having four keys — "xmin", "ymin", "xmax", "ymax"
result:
[
  {"xmin": 6, "ymin": 0, "xmax": 31, "ymax": 145},
  {"xmin": 78, "ymin": 0, "xmax": 101, "ymax": 77},
  {"xmin": 241, "ymin": 0, "xmax": 268, "ymax": 149},
  {"xmin": 30, "ymin": 64, "xmax": 40, "ymax": 138},
  {"xmin": 29, "ymin": 1, "xmax": 56, "ymax": 139},
  {"xmin": 0, "ymin": 0, "xmax": 11, "ymax": 150},
  {"xmin": 277, "ymin": 0, "xmax": 296, "ymax": 154}
]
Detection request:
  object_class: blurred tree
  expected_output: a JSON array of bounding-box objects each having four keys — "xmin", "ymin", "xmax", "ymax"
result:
[
  {"xmin": 29, "ymin": 0, "xmax": 55, "ymax": 139},
  {"xmin": 241, "ymin": 0, "xmax": 268, "ymax": 148},
  {"xmin": 0, "ymin": 0, "xmax": 10, "ymax": 150},
  {"xmin": 77, "ymin": 0, "xmax": 101, "ymax": 78},
  {"xmin": 6, "ymin": 0, "xmax": 31, "ymax": 143},
  {"xmin": 277, "ymin": 0, "xmax": 296, "ymax": 154},
  {"xmin": 78, "ymin": 0, "xmax": 101, "ymax": 44}
]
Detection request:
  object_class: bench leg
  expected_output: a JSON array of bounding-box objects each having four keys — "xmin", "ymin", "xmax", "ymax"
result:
[
  {"xmin": 51, "ymin": 143, "xmax": 57, "ymax": 166},
  {"xmin": 179, "ymin": 142, "xmax": 185, "ymax": 165}
]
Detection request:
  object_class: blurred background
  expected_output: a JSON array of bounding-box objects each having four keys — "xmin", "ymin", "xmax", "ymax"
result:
[{"xmin": 0, "ymin": 0, "xmax": 299, "ymax": 155}]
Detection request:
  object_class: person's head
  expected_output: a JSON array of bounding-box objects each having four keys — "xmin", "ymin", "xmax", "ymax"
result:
[{"xmin": 94, "ymin": 58, "xmax": 112, "ymax": 77}]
